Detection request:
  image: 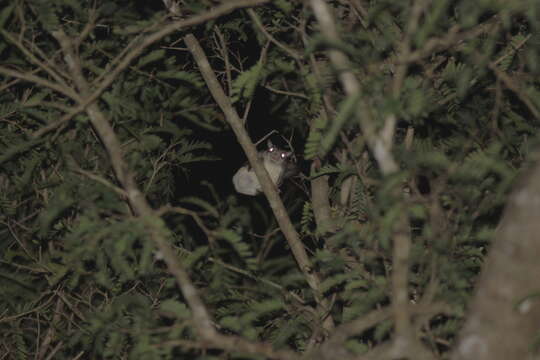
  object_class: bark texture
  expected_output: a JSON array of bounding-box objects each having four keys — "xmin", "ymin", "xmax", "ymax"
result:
[{"xmin": 452, "ymin": 155, "xmax": 540, "ymax": 360}]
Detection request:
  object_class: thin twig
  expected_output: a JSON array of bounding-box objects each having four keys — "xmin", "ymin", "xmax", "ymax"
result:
[
  {"xmin": 213, "ymin": 26, "xmax": 233, "ymax": 96},
  {"xmin": 486, "ymin": 34, "xmax": 538, "ymax": 120},
  {"xmin": 1, "ymin": 30, "xmax": 71, "ymax": 91},
  {"xmin": 0, "ymin": 65, "xmax": 81, "ymax": 101},
  {"xmin": 264, "ymin": 84, "xmax": 308, "ymax": 99},
  {"xmin": 247, "ymin": 8, "xmax": 302, "ymax": 60},
  {"xmin": 402, "ymin": 15, "xmax": 501, "ymax": 65},
  {"xmin": 0, "ymin": 292, "xmax": 56, "ymax": 324}
]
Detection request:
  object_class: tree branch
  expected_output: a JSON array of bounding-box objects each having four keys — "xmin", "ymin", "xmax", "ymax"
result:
[
  {"xmin": 451, "ymin": 154, "xmax": 540, "ymax": 360},
  {"xmin": 308, "ymin": 0, "xmax": 418, "ymax": 354},
  {"xmin": 47, "ymin": 12, "xmax": 299, "ymax": 359},
  {"xmin": 184, "ymin": 33, "xmax": 335, "ymax": 332},
  {"xmin": 0, "ymin": 65, "xmax": 81, "ymax": 101},
  {"xmin": 246, "ymin": 8, "xmax": 302, "ymax": 60},
  {"xmin": 309, "ymin": 0, "xmax": 398, "ymax": 175},
  {"xmin": 1, "ymin": 29, "xmax": 71, "ymax": 91}
]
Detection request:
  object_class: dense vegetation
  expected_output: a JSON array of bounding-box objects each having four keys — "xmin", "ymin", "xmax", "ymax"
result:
[{"xmin": 1, "ymin": 0, "xmax": 539, "ymax": 359}]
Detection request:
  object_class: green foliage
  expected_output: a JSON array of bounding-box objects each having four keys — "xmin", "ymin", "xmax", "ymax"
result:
[
  {"xmin": 1, "ymin": 0, "xmax": 539, "ymax": 359},
  {"xmin": 300, "ymin": 201, "xmax": 314, "ymax": 236},
  {"xmin": 231, "ymin": 60, "xmax": 265, "ymax": 103},
  {"xmin": 318, "ymin": 94, "xmax": 360, "ymax": 158}
]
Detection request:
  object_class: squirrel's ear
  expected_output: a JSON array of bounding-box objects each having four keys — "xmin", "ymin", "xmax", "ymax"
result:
[{"xmin": 267, "ymin": 140, "xmax": 274, "ymax": 149}]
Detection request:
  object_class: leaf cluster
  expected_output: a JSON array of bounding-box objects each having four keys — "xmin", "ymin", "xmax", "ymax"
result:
[{"xmin": 1, "ymin": 0, "xmax": 540, "ymax": 359}]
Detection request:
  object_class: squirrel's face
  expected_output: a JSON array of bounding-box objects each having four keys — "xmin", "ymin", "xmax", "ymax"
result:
[{"xmin": 265, "ymin": 145, "xmax": 291, "ymax": 164}]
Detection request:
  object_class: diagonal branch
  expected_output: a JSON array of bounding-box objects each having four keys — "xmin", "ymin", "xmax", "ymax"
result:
[
  {"xmin": 0, "ymin": 65, "xmax": 81, "ymax": 102},
  {"xmin": 184, "ymin": 33, "xmax": 335, "ymax": 332},
  {"xmin": 1, "ymin": 30, "xmax": 72, "ymax": 91},
  {"xmin": 49, "ymin": 15, "xmax": 298, "ymax": 360},
  {"xmin": 51, "ymin": 27, "xmax": 216, "ymax": 336},
  {"xmin": 246, "ymin": 8, "xmax": 302, "ymax": 60}
]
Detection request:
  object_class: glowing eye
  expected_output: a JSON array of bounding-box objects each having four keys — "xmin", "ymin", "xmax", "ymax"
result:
[
  {"xmin": 280, "ymin": 153, "xmax": 287, "ymax": 158},
  {"xmin": 268, "ymin": 147, "xmax": 275, "ymax": 152}
]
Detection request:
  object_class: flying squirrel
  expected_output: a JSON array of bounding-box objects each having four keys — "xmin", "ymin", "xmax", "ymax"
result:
[{"xmin": 232, "ymin": 140, "xmax": 297, "ymax": 196}]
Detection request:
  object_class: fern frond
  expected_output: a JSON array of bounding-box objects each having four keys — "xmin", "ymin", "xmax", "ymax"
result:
[
  {"xmin": 231, "ymin": 61, "xmax": 265, "ymax": 103},
  {"xmin": 304, "ymin": 112, "xmax": 327, "ymax": 160}
]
